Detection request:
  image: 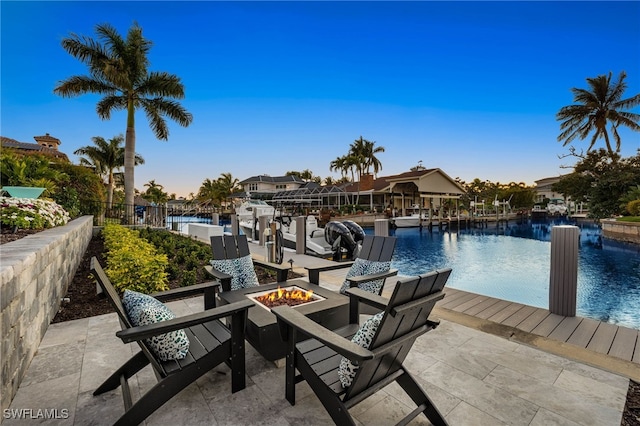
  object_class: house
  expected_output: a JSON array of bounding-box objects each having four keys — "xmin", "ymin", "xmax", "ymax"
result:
[
  {"xmin": 534, "ymin": 175, "xmax": 566, "ymax": 204},
  {"xmin": 1, "ymin": 134, "xmax": 69, "ymax": 162},
  {"xmin": 269, "ymin": 168, "xmax": 466, "ymax": 216},
  {"xmin": 236, "ymin": 175, "xmax": 307, "ymax": 200}
]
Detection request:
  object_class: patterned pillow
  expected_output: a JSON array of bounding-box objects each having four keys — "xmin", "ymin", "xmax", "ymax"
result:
[
  {"xmin": 339, "ymin": 259, "xmax": 391, "ymax": 295},
  {"xmin": 122, "ymin": 290, "xmax": 190, "ymax": 361},
  {"xmin": 210, "ymin": 255, "xmax": 259, "ymax": 291},
  {"xmin": 338, "ymin": 312, "xmax": 384, "ymax": 388},
  {"xmin": 234, "ymin": 255, "xmax": 260, "ymax": 290}
]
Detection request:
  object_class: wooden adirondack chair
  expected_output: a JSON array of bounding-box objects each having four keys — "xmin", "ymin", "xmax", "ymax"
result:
[
  {"xmin": 90, "ymin": 257, "xmax": 254, "ymax": 426},
  {"xmin": 205, "ymin": 235, "xmax": 292, "ymax": 296},
  {"xmin": 272, "ymin": 268, "xmax": 452, "ymax": 426},
  {"xmin": 306, "ymin": 235, "xmax": 398, "ymax": 295}
]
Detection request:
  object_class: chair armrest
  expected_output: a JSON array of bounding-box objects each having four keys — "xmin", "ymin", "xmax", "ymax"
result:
[
  {"xmin": 272, "ymin": 305, "xmax": 374, "ymax": 362},
  {"xmin": 306, "ymin": 261, "xmax": 355, "ymax": 284},
  {"xmin": 204, "ymin": 265, "xmax": 233, "ymax": 292},
  {"xmin": 204, "ymin": 265, "xmax": 232, "ymax": 281},
  {"xmin": 251, "ymin": 257, "xmax": 291, "ymax": 282},
  {"xmin": 346, "ymin": 268, "xmax": 398, "ymax": 285},
  {"xmin": 116, "ymin": 299, "xmax": 254, "ymax": 343},
  {"xmin": 344, "ymin": 287, "xmax": 389, "ymax": 311},
  {"xmin": 153, "ymin": 281, "xmax": 220, "ymax": 310}
]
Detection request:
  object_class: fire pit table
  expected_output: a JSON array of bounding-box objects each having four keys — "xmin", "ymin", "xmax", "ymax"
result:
[{"xmin": 218, "ymin": 280, "xmax": 349, "ymax": 362}]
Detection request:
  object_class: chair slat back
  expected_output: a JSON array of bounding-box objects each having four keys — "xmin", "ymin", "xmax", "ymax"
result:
[
  {"xmin": 357, "ymin": 235, "xmax": 396, "ymax": 262},
  {"xmin": 90, "ymin": 257, "xmax": 165, "ymax": 374},
  {"xmin": 345, "ymin": 269, "xmax": 450, "ymax": 399},
  {"xmin": 211, "ymin": 235, "xmax": 251, "ymax": 260},
  {"xmin": 90, "ymin": 257, "xmax": 133, "ymax": 328}
]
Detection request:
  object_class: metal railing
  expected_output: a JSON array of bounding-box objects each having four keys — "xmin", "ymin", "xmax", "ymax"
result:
[{"xmin": 85, "ymin": 201, "xmax": 225, "ymax": 231}]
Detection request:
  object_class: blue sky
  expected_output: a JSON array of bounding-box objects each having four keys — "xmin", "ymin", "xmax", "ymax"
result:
[{"xmin": 2, "ymin": 1, "xmax": 639, "ymax": 198}]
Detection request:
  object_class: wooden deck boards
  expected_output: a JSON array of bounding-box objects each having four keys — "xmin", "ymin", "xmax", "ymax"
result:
[{"xmin": 435, "ymin": 288, "xmax": 639, "ymax": 365}]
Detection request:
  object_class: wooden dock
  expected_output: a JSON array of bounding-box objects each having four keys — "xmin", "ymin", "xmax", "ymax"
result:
[{"xmin": 434, "ymin": 288, "xmax": 640, "ymax": 380}]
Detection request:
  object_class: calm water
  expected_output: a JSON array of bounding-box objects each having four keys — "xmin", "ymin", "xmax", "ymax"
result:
[{"xmin": 375, "ymin": 220, "xmax": 640, "ymax": 330}]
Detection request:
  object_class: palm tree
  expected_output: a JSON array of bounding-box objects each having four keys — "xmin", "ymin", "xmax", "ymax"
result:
[
  {"xmin": 143, "ymin": 179, "xmax": 168, "ymax": 204},
  {"xmin": 74, "ymin": 135, "xmax": 144, "ymax": 208},
  {"xmin": 361, "ymin": 139, "xmax": 385, "ymax": 177},
  {"xmin": 557, "ymin": 71, "xmax": 640, "ymax": 156},
  {"xmin": 54, "ymin": 22, "xmax": 193, "ymax": 219},
  {"xmin": 197, "ymin": 178, "xmax": 219, "ymax": 207},
  {"xmin": 215, "ymin": 173, "xmax": 240, "ymax": 208},
  {"xmin": 329, "ymin": 156, "xmax": 348, "ymax": 180}
]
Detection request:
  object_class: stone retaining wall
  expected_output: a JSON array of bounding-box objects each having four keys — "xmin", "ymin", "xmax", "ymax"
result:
[
  {"xmin": 601, "ymin": 219, "xmax": 640, "ymax": 245},
  {"xmin": 0, "ymin": 216, "xmax": 93, "ymax": 414}
]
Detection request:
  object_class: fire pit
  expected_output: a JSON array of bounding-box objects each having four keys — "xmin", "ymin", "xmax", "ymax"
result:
[
  {"xmin": 218, "ymin": 280, "xmax": 349, "ymax": 361},
  {"xmin": 248, "ymin": 285, "xmax": 326, "ymax": 310}
]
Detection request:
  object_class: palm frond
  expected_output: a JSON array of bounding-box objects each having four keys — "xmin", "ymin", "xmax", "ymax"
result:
[{"xmin": 96, "ymin": 95, "xmax": 127, "ymax": 120}]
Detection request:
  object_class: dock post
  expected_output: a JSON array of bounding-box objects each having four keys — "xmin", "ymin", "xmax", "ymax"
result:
[
  {"xmin": 295, "ymin": 216, "xmax": 306, "ymax": 254},
  {"xmin": 211, "ymin": 212, "xmax": 219, "ymax": 226},
  {"xmin": 230, "ymin": 214, "xmax": 239, "ymax": 235},
  {"xmin": 374, "ymin": 219, "xmax": 389, "ymax": 236},
  {"xmin": 258, "ymin": 215, "xmax": 269, "ymax": 246},
  {"xmin": 549, "ymin": 225, "xmax": 579, "ymax": 316}
]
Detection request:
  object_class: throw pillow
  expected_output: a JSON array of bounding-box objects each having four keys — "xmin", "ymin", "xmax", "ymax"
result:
[
  {"xmin": 339, "ymin": 259, "xmax": 391, "ymax": 295},
  {"xmin": 337, "ymin": 311, "xmax": 384, "ymax": 388},
  {"xmin": 234, "ymin": 255, "xmax": 260, "ymax": 290},
  {"xmin": 122, "ymin": 290, "xmax": 190, "ymax": 361},
  {"xmin": 210, "ymin": 255, "xmax": 259, "ymax": 291}
]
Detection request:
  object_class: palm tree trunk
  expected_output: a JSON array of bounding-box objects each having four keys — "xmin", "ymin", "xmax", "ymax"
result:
[
  {"xmin": 124, "ymin": 103, "xmax": 136, "ymax": 224},
  {"xmin": 107, "ymin": 171, "xmax": 114, "ymax": 209}
]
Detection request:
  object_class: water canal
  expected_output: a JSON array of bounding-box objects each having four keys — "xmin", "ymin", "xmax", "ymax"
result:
[{"xmin": 380, "ymin": 219, "xmax": 640, "ymax": 330}]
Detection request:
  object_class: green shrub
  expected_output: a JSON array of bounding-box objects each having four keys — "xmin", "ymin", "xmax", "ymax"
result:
[
  {"xmin": 626, "ymin": 200, "xmax": 640, "ymax": 216},
  {"xmin": 180, "ymin": 270, "xmax": 197, "ymax": 287},
  {"xmin": 102, "ymin": 224, "xmax": 169, "ymax": 293}
]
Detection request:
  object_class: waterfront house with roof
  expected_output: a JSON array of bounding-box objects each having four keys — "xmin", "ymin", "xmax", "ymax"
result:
[
  {"xmin": 237, "ymin": 174, "xmax": 307, "ymax": 200},
  {"xmin": 0, "ymin": 133, "xmax": 70, "ymax": 162},
  {"xmin": 268, "ymin": 168, "xmax": 466, "ymax": 216}
]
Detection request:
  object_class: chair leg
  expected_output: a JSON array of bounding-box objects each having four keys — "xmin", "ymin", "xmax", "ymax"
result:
[
  {"xmin": 94, "ymin": 351, "xmax": 149, "ymax": 395},
  {"xmin": 396, "ymin": 370, "xmax": 448, "ymax": 426},
  {"xmin": 229, "ymin": 310, "xmax": 248, "ymax": 393},
  {"xmin": 295, "ymin": 355, "xmax": 356, "ymax": 426},
  {"xmin": 112, "ymin": 364, "xmax": 201, "ymax": 426}
]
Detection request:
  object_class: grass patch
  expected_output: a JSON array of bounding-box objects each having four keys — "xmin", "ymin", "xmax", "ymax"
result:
[{"xmin": 616, "ymin": 216, "xmax": 640, "ymax": 222}]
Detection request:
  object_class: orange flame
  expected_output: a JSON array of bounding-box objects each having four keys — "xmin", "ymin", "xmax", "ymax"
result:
[{"xmin": 256, "ymin": 286, "xmax": 314, "ymax": 304}]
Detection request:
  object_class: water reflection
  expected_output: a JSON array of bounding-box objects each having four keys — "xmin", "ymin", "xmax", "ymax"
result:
[{"xmin": 381, "ymin": 219, "xmax": 640, "ymax": 330}]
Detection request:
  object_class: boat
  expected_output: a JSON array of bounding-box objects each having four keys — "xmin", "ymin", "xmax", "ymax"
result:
[
  {"xmin": 276, "ymin": 215, "xmax": 334, "ymax": 258},
  {"xmin": 235, "ymin": 200, "xmax": 276, "ymax": 239},
  {"xmin": 389, "ymin": 205, "xmax": 428, "ymax": 228},
  {"xmin": 546, "ymin": 199, "xmax": 568, "ymax": 216}
]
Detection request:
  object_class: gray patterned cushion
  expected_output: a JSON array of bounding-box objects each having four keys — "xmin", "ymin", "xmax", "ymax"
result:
[
  {"xmin": 210, "ymin": 255, "xmax": 259, "ymax": 291},
  {"xmin": 122, "ymin": 290, "xmax": 190, "ymax": 361},
  {"xmin": 337, "ymin": 312, "xmax": 384, "ymax": 388},
  {"xmin": 339, "ymin": 259, "xmax": 391, "ymax": 295}
]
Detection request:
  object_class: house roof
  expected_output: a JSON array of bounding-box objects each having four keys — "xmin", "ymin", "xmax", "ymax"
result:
[
  {"xmin": 239, "ymin": 175, "xmax": 305, "ymax": 185},
  {"xmin": 1, "ymin": 136, "xmax": 69, "ymax": 162}
]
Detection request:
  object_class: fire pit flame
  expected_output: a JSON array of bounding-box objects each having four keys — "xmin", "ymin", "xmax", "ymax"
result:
[{"xmin": 256, "ymin": 286, "xmax": 314, "ymax": 305}]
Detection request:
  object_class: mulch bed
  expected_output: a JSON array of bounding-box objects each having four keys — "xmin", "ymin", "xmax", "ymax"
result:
[{"xmin": 2, "ymin": 227, "xmax": 639, "ymax": 423}]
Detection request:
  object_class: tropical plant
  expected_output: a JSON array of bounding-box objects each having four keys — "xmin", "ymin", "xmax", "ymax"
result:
[
  {"xmin": 142, "ymin": 179, "xmax": 169, "ymax": 204},
  {"xmin": 0, "ymin": 150, "xmax": 65, "ymax": 196},
  {"xmin": 54, "ymin": 22, "xmax": 193, "ymax": 218},
  {"xmin": 553, "ymin": 149, "xmax": 640, "ymax": 218},
  {"xmin": 197, "ymin": 173, "xmax": 239, "ymax": 208},
  {"xmin": 557, "ymin": 71, "xmax": 640, "ymax": 156},
  {"xmin": 619, "ymin": 185, "xmax": 640, "ymax": 214},
  {"xmin": 74, "ymin": 134, "xmax": 144, "ymax": 208}
]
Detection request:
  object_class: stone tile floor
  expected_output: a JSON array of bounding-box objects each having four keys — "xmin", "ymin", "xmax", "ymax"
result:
[{"xmin": 4, "ymin": 293, "xmax": 629, "ymax": 425}]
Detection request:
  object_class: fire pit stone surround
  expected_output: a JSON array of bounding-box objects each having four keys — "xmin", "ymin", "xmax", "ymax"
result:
[{"xmin": 218, "ymin": 280, "xmax": 349, "ymax": 361}]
